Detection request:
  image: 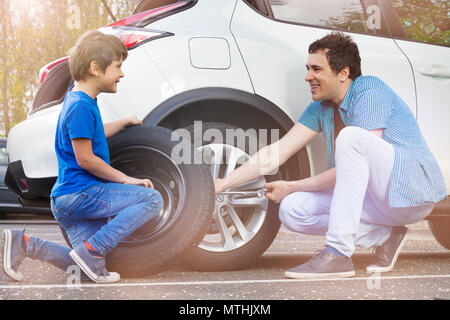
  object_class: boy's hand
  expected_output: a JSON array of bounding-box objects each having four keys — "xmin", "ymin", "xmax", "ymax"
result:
[
  {"xmin": 104, "ymin": 116, "xmax": 142, "ymax": 138},
  {"xmin": 264, "ymin": 180, "xmax": 292, "ymax": 203},
  {"xmin": 124, "ymin": 176, "xmax": 154, "ymax": 189},
  {"xmin": 126, "ymin": 115, "xmax": 143, "ymax": 127}
]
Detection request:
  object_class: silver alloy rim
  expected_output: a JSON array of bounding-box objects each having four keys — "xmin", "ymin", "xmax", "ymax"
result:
[{"xmin": 197, "ymin": 143, "xmax": 268, "ymax": 252}]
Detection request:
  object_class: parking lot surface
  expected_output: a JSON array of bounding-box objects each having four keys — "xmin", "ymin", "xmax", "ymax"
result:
[{"xmin": 0, "ymin": 215, "xmax": 449, "ymax": 301}]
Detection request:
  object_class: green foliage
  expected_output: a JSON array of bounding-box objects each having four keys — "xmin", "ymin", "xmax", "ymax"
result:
[
  {"xmin": 0, "ymin": 0, "xmax": 136, "ymax": 137},
  {"xmin": 392, "ymin": 0, "xmax": 449, "ymax": 46}
]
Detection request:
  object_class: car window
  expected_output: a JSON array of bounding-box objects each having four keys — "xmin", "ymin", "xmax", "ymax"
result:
[
  {"xmin": 268, "ymin": 0, "xmax": 377, "ymax": 34},
  {"xmin": 391, "ymin": 0, "xmax": 449, "ymax": 47},
  {"xmin": 0, "ymin": 147, "xmax": 8, "ymax": 166}
]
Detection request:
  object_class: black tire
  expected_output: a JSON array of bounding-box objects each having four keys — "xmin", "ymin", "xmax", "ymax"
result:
[
  {"xmin": 60, "ymin": 125, "xmax": 215, "ymax": 276},
  {"xmin": 181, "ymin": 122, "xmax": 281, "ymax": 271},
  {"xmin": 428, "ymin": 219, "xmax": 450, "ymax": 250}
]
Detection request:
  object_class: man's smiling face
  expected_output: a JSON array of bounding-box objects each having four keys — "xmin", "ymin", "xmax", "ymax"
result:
[{"xmin": 305, "ymin": 49, "xmax": 345, "ymax": 104}]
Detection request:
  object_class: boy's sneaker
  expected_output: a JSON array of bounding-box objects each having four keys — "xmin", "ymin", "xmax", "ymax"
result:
[
  {"xmin": 366, "ymin": 226, "xmax": 408, "ymax": 273},
  {"xmin": 284, "ymin": 248, "xmax": 355, "ymax": 279},
  {"xmin": 1, "ymin": 229, "xmax": 26, "ymax": 281},
  {"xmin": 69, "ymin": 243, "xmax": 120, "ymax": 283}
]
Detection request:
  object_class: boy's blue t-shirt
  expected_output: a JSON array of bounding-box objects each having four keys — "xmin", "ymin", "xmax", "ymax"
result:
[{"xmin": 51, "ymin": 87, "xmax": 110, "ymax": 197}]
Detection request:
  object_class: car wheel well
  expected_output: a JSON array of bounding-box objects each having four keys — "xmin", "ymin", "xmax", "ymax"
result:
[
  {"xmin": 145, "ymin": 88, "xmax": 310, "ymax": 181},
  {"xmin": 159, "ymin": 99, "xmax": 280, "ymax": 133}
]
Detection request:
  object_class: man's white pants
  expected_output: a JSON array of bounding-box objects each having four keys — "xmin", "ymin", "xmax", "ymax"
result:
[{"xmin": 279, "ymin": 126, "xmax": 434, "ymax": 257}]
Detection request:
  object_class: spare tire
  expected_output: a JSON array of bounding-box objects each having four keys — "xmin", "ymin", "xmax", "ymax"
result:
[{"xmin": 60, "ymin": 125, "xmax": 215, "ymax": 277}]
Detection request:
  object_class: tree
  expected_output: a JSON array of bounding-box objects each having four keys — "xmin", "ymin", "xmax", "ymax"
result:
[
  {"xmin": 0, "ymin": 0, "xmax": 12, "ymax": 136},
  {"xmin": 391, "ymin": 0, "xmax": 449, "ymax": 46},
  {"xmin": 0, "ymin": 0, "xmax": 136, "ymax": 138}
]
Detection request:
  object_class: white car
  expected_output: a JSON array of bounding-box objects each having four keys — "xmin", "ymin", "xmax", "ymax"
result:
[{"xmin": 5, "ymin": 0, "xmax": 450, "ymax": 276}]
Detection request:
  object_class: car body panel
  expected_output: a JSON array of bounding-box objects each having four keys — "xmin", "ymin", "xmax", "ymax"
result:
[
  {"xmin": 395, "ymin": 40, "xmax": 450, "ymax": 191},
  {"xmin": 0, "ymin": 139, "xmax": 51, "ymax": 213},
  {"xmin": 140, "ymin": 0, "xmax": 254, "ymax": 95}
]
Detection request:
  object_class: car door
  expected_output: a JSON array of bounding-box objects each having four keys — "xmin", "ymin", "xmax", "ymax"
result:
[
  {"xmin": 386, "ymin": 0, "xmax": 450, "ymax": 190},
  {"xmin": 231, "ymin": 0, "xmax": 416, "ymax": 175}
]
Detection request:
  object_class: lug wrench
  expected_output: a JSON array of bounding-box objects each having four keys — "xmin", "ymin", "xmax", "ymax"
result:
[{"xmin": 217, "ymin": 188, "xmax": 268, "ymax": 199}]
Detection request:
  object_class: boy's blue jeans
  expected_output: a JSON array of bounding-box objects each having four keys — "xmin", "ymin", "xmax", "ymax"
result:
[{"xmin": 25, "ymin": 183, "xmax": 163, "ymax": 273}]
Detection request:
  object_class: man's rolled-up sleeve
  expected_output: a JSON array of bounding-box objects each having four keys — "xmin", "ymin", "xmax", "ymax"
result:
[{"xmin": 299, "ymin": 102, "xmax": 322, "ymax": 133}]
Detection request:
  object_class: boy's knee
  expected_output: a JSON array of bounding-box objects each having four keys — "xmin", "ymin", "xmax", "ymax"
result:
[
  {"xmin": 145, "ymin": 189, "xmax": 164, "ymax": 210},
  {"xmin": 137, "ymin": 189, "xmax": 164, "ymax": 223}
]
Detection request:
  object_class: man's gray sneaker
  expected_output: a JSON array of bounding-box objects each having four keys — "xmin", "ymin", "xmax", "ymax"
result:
[
  {"xmin": 366, "ymin": 226, "xmax": 408, "ymax": 273},
  {"xmin": 69, "ymin": 243, "xmax": 120, "ymax": 283},
  {"xmin": 1, "ymin": 229, "xmax": 27, "ymax": 281},
  {"xmin": 284, "ymin": 248, "xmax": 355, "ymax": 279}
]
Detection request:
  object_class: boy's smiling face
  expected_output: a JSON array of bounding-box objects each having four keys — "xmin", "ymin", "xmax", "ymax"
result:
[
  {"xmin": 74, "ymin": 58, "xmax": 125, "ymax": 99},
  {"xmin": 98, "ymin": 59, "xmax": 125, "ymax": 93}
]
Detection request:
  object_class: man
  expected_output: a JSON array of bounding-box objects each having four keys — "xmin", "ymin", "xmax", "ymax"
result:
[{"xmin": 215, "ymin": 32, "xmax": 447, "ymax": 279}]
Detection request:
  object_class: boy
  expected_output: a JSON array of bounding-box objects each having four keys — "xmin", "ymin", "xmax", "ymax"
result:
[{"xmin": 1, "ymin": 30, "xmax": 163, "ymax": 283}]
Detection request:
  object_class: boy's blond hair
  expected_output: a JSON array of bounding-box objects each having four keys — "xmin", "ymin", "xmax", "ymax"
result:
[{"xmin": 68, "ymin": 30, "xmax": 128, "ymax": 81}]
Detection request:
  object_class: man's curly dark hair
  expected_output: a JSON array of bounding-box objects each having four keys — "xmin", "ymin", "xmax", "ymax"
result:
[{"xmin": 308, "ymin": 32, "xmax": 361, "ymax": 80}]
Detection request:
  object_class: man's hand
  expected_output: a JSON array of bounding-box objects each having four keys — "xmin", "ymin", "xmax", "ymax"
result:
[
  {"xmin": 215, "ymin": 179, "xmax": 225, "ymax": 194},
  {"xmin": 264, "ymin": 180, "xmax": 292, "ymax": 203},
  {"xmin": 210, "ymin": 123, "xmax": 318, "ymax": 195},
  {"xmin": 123, "ymin": 176, "xmax": 154, "ymax": 189}
]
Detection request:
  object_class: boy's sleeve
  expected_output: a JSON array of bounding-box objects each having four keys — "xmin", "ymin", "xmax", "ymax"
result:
[
  {"xmin": 298, "ymin": 102, "xmax": 322, "ymax": 133},
  {"xmin": 348, "ymin": 87, "xmax": 393, "ymax": 130},
  {"xmin": 66, "ymin": 102, "xmax": 95, "ymax": 140}
]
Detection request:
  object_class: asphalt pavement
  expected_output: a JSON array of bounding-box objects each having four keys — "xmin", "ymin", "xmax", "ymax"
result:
[{"xmin": 0, "ymin": 214, "xmax": 449, "ymax": 302}]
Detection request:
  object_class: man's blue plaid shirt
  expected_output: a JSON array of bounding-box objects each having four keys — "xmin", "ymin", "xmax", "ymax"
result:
[{"xmin": 299, "ymin": 75, "xmax": 447, "ymax": 208}]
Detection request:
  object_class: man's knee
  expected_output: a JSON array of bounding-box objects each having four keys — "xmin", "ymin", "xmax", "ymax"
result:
[
  {"xmin": 279, "ymin": 193, "xmax": 296, "ymax": 225},
  {"xmin": 279, "ymin": 193, "xmax": 310, "ymax": 230},
  {"xmin": 335, "ymin": 126, "xmax": 374, "ymax": 157},
  {"xmin": 336, "ymin": 126, "xmax": 367, "ymax": 148}
]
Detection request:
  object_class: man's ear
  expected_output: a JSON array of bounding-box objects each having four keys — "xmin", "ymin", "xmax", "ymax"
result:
[{"xmin": 339, "ymin": 66, "xmax": 350, "ymax": 82}]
